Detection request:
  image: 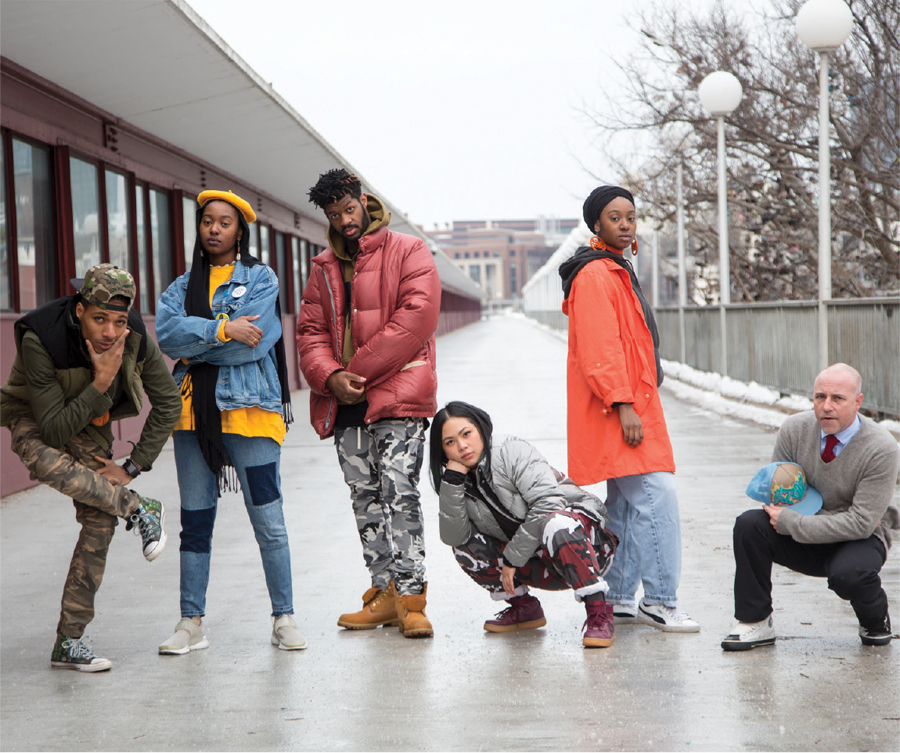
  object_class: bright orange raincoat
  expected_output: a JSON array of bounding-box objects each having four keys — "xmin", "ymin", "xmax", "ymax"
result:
[{"xmin": 563, "ymin": 258, "xmax": 675, "ymax": 485}]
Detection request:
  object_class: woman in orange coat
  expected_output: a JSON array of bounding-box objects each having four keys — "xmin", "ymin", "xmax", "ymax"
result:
[{"xmin": 559, "ymin": 185, "xmax": 699, "ymax": 633}]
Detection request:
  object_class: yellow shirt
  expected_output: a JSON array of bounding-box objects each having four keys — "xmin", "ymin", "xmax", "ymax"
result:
[{"xmin": 173, "ymin": 265, "xmax": 286, "ymax": 445}]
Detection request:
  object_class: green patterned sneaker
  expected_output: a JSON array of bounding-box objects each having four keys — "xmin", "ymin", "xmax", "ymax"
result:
[
  {"xmin": 50, "ymin": 635, "xmax": 111, "ymax": 672},
  {"xmin": 128, "ymin": 497, "xmax": 167, "ymax": 562}
]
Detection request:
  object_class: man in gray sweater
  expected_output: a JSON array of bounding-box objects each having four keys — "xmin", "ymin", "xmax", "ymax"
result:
[{"xmin": 722, "ymin": 363, "xmax": 900, "ymax": 650}]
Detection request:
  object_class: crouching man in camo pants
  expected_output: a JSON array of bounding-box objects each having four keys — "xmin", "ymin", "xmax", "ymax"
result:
[
  {"xmin": 297, "ymin": 169, "xmax": 440, "ymax": 638},
  {"xmin": 0, "ymin": 264, "xmax": 181, "ymax": 671}
]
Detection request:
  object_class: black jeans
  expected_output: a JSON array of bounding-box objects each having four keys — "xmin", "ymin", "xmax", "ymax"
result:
[{"xmin": 732, "ymin": 509, "xmax": 888, "ymax": 629}]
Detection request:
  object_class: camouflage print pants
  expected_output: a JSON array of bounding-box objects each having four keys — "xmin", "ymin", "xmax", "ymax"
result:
[
  {"xmin": 453, "ymin": 509, "xmax": 617, "ymax": 602},
  {"xmin": 9, "ymin": 416, "xmax": 142, "ymax": 638},
  {"xmin": 334, "ymin": 418, "xmax": 427, "ymax": 596}
]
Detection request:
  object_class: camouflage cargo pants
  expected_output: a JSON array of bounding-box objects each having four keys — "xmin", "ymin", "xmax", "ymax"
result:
[
  {"xmin": 334, "ymin": 418, "xmax": 427, "ymax": 596},
  {"xmin": 453, "ymin": 509, "xmax": 618, "ymax": 601},
  {"xmin": 9, "ymin": 416, "xmax": 142, "ymax": 638}
]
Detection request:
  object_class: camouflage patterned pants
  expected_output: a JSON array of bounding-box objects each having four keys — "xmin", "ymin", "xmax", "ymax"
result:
[
  {"xmin": 334, "ymin": 418, "xmax": 427, "ymax": 596},
  {"xmin": 9, "ymin": 416, "xmax": 142, "ymax": 638},
  {"xmin": 453, "ymin": 509, "xmax": 617, "ymax": 602}
]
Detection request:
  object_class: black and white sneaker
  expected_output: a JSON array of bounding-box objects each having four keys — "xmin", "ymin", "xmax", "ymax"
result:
[
  {"xmin": 612, "ymin": 603, "xmax": 637, "ymax": 623},
  {"xmin": 859, "ymin": 614, "xmax": 892, "ymax": 646},
  {"xmin": 637, "ymin": 600, "xmax": 700, "ymax": 633},
  {"xmin": 721, "ymin": 614, "xmax": 776, "ymax": 651}
]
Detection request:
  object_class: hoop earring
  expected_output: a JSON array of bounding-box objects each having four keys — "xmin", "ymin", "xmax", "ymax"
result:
[
  {"xmin": 590, "ymin": 236, "xmax": 607, "ymax": 251},
  {"xmin": 631, "ymin": 239, "xmax": 639, "ymax": 256}
]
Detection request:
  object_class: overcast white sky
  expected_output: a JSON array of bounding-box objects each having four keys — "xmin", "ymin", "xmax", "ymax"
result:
[{"xmin": 185, "ymin": 0, "xmax": 705, "ymax": 229}]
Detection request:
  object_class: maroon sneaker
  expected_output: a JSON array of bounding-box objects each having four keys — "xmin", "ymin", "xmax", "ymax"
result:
[
  {"xmin": 583, "ymin": 599, "xmax": 615, "ymax": 647},
  {"xmin": 484, "ymin": 594, "xmax": 547, "ymax": 633}
]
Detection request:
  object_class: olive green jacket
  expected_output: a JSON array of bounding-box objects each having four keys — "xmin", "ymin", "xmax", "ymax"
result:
[{"xmin": 1, "ymin": 300, "xmax": 181, "ymax": 470}]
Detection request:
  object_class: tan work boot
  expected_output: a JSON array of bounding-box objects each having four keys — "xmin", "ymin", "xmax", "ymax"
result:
[
  {"xmin": 337, "ymin": 582, "xmax": 399, "ymax": 629},
  {"xmin": 395, "ymin": 583, "xmax": 433, "ymax": 638}
]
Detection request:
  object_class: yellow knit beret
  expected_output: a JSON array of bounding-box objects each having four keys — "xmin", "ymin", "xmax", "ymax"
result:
[{"xmin": 197, "ymin": 190, "xmax": 257, "ymax": 223}]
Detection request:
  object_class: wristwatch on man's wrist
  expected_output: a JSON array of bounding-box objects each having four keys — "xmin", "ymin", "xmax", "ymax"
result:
[{"xmin": 122, "ymin": 457, "xmax": 142, "ymax": 478}]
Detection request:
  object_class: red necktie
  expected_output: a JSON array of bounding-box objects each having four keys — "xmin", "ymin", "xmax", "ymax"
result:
[{"xmin": 822, "ymin": 434, "xmax": 839, "ymax": 463}]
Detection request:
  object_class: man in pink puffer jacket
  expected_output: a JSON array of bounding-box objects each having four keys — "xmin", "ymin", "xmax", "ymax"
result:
[{"xmin": 298, "ymin": 169, "xmax": 440, "ymax": 638}]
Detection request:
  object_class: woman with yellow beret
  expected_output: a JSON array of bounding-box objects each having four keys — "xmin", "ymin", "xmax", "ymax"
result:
[{"xmin": 155, "ymin": 190, "xmax": 304, "ymax": 654}]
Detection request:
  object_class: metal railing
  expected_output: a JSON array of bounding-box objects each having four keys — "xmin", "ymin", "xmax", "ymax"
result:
[{"xmin": 523, "ymin": 298, "xmax": 900, "ymax": 416}]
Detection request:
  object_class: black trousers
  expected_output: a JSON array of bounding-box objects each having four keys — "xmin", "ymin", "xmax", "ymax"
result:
[{"xmin": 732, "ymin": 509, "xmax": 888, "ymax": 629}]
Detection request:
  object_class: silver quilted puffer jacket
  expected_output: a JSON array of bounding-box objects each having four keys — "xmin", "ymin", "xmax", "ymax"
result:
[{"xmin": 438, "ymin": 435, "xmax": 610, "ymax": 568}]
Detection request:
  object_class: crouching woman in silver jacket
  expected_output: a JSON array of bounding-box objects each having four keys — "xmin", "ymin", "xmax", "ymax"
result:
[{"xmin": 431, "ymin": 401, "xmax": 619, "ymax": 647}]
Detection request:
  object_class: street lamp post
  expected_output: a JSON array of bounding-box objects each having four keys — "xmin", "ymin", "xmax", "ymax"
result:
[
  {"xmin": 796, "ymin": 0, "xmax": 854, "ymax": 372},
  {"xmin": 698, "ymin": 70, "xmax": 742, "ymax": 377},
  {"xmin": 651, "ymin": 230, "xmax": 660, "ymax": 309},
  {"xmin": 677, "ymin": 162, "xmax": 687, "ymax": 364}
]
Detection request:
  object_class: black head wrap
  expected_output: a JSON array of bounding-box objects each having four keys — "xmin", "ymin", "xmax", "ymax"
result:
[
  {"xmin": 183, "ymin": 200, "xmax": 294, "ymax": 493},
  {"xmin": 582, "ymin": 185, "xmax": 635, "ymax": 232}
]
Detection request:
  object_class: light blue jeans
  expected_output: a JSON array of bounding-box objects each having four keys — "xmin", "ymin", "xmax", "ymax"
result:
[
  {"xmin": 173, "ymin": 431, "xmax": 293, "ymax": 618},
  {"xmin": 604, "ymin": 471, "xmax": 682, "ymax": 607}
]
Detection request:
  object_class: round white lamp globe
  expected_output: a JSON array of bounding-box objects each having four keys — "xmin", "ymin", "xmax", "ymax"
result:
[
  {"xmin": 796, "ymin": 0, "xmax": 854, "ymax": 52},
  {"xmin": 698, "ymin": 71, "xmax": 743, "ymax": 116}
]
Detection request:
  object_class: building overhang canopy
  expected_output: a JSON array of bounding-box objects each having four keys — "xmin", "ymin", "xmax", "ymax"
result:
[{"xmin": 0, "ymin": 0, "xmax": 431, "ymax": 246}]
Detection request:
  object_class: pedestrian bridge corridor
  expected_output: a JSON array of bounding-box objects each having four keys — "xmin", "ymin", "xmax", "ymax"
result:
[{"xmin": 1, "ymin": 314, "xmax": 897, "ymax": 752}]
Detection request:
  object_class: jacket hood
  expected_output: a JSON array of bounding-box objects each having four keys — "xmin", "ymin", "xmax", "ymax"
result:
[
  {"xmin": 559, "ymin": 245, "xmax": 631, "ymax": 301},
  {"xmin": 327, "ymin": 193, "xmax": 391, "ymax": 261}
]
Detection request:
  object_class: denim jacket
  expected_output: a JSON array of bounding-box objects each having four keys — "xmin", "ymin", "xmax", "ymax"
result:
[{"xmin": 156, "ymin": 261, "xmax": 284, "ymax": 413}]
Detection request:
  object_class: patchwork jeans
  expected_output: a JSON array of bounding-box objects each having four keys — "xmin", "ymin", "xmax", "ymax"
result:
[
  {"xmin": 453, "ymin": 509, "xmax": 617, "ymax": 602},
  {"xmin": 9, "ymin": 415, "xmax": 142, "ymax": 638},
  {"xmin": 173, "ymin": 431, "xmax": 293, "ymax": 618},
  {"xmin": 604, "ymin": 471, "xmax": 683, "ymax": 607},
  {"xmin": 334, "ymin": 418, "xmax": 427, "ymax": 596}
]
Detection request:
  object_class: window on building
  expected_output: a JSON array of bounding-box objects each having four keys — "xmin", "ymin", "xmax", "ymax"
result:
[
  {"xmin": 11, "ymin": 137, "xmax": 55, "ymax": 311},
  {"xmin": 135, "ymin": 184, "xmax": 150, "ymax": 311},
  {"xmin": 300, "ymin": 238, "xmax": 310, "ymax": 289},
  {"xmin": 259, "ymin": 224, "xmax": 270, "ymax": 266},
  {"xmin": 493, "ymin": 251, "xmax": 499, "ymax": 257},
  {"xmin": 454, "ymin": 252, "xmax": 460, "ymax": 259},
  {"xmin": 291, "ymin": 236, "xmax": 301, "ymax": 314},
  {"xmin": 0, "ymin": 138, "xmax": 10, "ymax": 311},
  {"xmin": 105, "ymin": 170, "xmax": 130, "ymax": 272},
  {"xmin": 274, "ymin": 231, "xmax": 287, "ymax": 311},
  {"xmin": 248, "ymin": 222, "xmax": 259, "ymax": 259},
  {"xmin": 469, "ymin": 264, "xmax": 481, "ymax": 286},
  {"xmin": 182, "ymin": 195, "xmax": 196, "ymax": 271},
  {"xmin": 474, "ymin": 251, "xmax": 480, "ymax": 258},
  {"xmin": 509, "ymin": 250, "xmax": 516, "ymax": 257},
  {"xmin": 510, "ymin": 262, "xmax": 517, "ymax": 296},
  {"xmin": 70, "ymin": 156, "xmax": 103, "ymax": 275},
  {"xmin": 464, "ymin": 252, "xmax": 470, "ymax": 259},
  {"xmin": 149, "ymin": 187, "xmax": 173, "ymax": 298}
]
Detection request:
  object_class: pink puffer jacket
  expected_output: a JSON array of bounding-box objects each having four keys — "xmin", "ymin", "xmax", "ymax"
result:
[{"xmin": 297, "ymin": 226, "xmax": 441, "ymax": 438}]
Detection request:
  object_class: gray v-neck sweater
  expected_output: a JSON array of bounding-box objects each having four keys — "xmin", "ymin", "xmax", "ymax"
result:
[{"xmin": 771, "ymin": 412, "xmax": 900, "ymax": 549}]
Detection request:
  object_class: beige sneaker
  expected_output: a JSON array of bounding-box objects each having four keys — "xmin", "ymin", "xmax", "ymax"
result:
[
  {"xmin": 271, "ymin": 614, "xmax": 307, "ymax": 650},
  {"xmin": 159, "ymin": 618, "xmax": 209, "ymax": 655}
]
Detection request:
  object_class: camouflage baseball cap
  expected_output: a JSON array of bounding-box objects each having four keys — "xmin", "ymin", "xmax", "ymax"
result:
[{"xmin": 71, "ymin": 264, "xmax": 136, "ymax": 312}]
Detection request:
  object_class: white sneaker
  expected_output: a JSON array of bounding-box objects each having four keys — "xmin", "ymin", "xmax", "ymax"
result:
[
  {"xmin": 612, "ymin": 603, "xmax": 637, "ymax": 623},
  {"xmin": 721, "ymin": 614, "xmax": 776, "ymax": 651},
  {"xmin": 637, "ymin": 600, "xmax": 701, "ymax": 633},
  {"xmin": 272, "ymin": 614, "xmax": 308, "ymax": 651},
  {"xmin": 159, "ymin": 618, "xmax": 209, "ymax": 655}
]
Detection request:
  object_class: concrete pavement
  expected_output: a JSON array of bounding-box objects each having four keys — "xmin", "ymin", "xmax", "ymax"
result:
[{"xmin": 2, "ymin": 314, "xmax": 898, "ymax": 751}]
